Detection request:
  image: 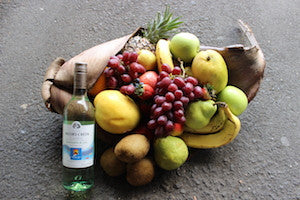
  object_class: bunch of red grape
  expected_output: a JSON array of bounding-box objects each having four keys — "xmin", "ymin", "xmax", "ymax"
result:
[
  {"xmin": 104, "ymin": 51, "xmax": 146, "ymax": 95},
  {"xmin": 147, "ymin": 64, "xmax": 206, "ymax": 137}
]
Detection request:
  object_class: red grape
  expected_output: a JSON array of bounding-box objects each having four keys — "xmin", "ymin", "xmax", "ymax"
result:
[
  {"xmin": 153, "ymin": 107, "xmax": 163, "ymax": 118},
  {"xmin": 151, "ymin": 103, "xmax": 157, "ymax": 112},
  {"xmin": 161, "ymin": 64, "xmax": 172, "ymax": 73},
  {"xmin": 173, "ymin": 77, "xmax": 185, "ymax": 88},
  {"xmin": 162, "ymin": 102, "xmax": 172, "ymax": 111},
  {"xmin": 159, "ymin": 77, "xmax": 172, "ymax": 88},
  {"xmin": 126, "ymin": 84, "xmax": 135, "ymax": 95},
  {"xmin": 188, "ymin": 92, "xmax": 195, "ymax": 101},
  {"xmin": 120, "ymin": 85, "xmax": 127, "ymax": 94},
  {"xmin": 167, "ymin": 83, "xmax": 178, "ymax": 92},
  {"xmin": 165, "ymin": 92, "xmax": 175, "ymax": 102},
  {"xmin": 107, "ymin": 76, "xmax": 118, "ymax": 88},
  {"xmin": 165, "ymin": 121, "xmax": 174, "ymax": 132},
  {"xmin": 121, "ymin": 74, "xmax": 132, "ymax": 83},
  {"xmin": 158, "ymin": 71, "xmax": 169, "ymax": 81},
  {"xmin": 157, "ymin": 88, "xmax": 167, "ymax": 95},
  {"xmin": 129, "ymin": 52, "xmax": 138, "ymax": 63},
  {"xmin": 120, "ymin": 85, "xmax": 134, "ymax": 95},
  {"xmin": 173, "ymin": 101, "xmax": 183, "ymax": 110},
  {"xmin": 136, "ymin": 64, "xmax": 146, "ymax": 74},
  {"xmin": 177, "ymin": 116, "xmax": 186, "ymax": 124},
  {"xmin": 104, "ymin": 68, "xmax": 114, "ymax": 77},
  {"xmin": 117, "ymin": 65, "xmax": 126, "ymax": 74},
  {"xmin": 180, "ymin": 96, "xmax": 190, "ymax": 107},
  {"xmin": 174, "ymin": 109, "xmax": 184, "ymax": 119},
  {"xmin": 129, "ymin": 62, "xmax": 139, "ymax": 72},
  {"xmin": 147, "ymin": 119, "xmax": 157, "ymax": 129},
  {"xmin": 122, "ymin": 51, "xmax": 130, "ymax": 62},
  {"xmin": 153, "ymin": 95, "xmax": 159, "ymax": 100},
  {"xmin": 129, "ymin": 70, "xmax": 139, "ymax": 79},
  {"xmin": 108, "ymin": 59, "xmax": 120, "ymax": 69},
  {"xmin": 157, "ymin": 115, "xmax": 167, "ymax": 126},
  {"xmin": 185, "ymin": 76, "xmax": 198, "ymax": 86},
  {"xmin": 117, "ymin": 54, "xmax": 123, "ymax": 60},
  {"xmin": 174, "ymin": 90, "xmax": 183, "ymax": 100},
  {"xmin": 155, "ymin": 96, "xmax": 166, "ymax": 105},
  {"xmin": 183, "ymin": 82, "xmax": 194, "ymax": 94},
  {"xmin": 193, "ymin": 86, "xmax": 203, "ymax": 98},
  {"xmin": 172, "ymin": 66, "xmax": 182, "ymax": 75}
]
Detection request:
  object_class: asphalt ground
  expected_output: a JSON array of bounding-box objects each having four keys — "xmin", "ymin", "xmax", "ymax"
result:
[{"xmin": 0, "ymin": 0, "xmax": 299, "ymax": 199}]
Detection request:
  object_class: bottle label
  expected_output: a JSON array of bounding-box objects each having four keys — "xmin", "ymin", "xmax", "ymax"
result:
[{"xmin": 63, "ymin": 121, "xmax": 94, "ymax": 168}]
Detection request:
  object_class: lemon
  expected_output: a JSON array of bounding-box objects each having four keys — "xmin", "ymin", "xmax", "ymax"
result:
[
  {"xmin": 154, "ymin": 136, "xmax": 188, "ymax": 170},
  {"xmin": 137, "ymin": 49, "xmax": 157, "ymax": 70},
  {"xmin": 94, "ymin": 90, "xmax": 140, "ymax": 134}
]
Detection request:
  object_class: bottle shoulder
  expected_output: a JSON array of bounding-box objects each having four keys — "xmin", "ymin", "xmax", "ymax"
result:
[{"xmin": 64, "ymin": 96, "xmax": 95, "ymax": 121}]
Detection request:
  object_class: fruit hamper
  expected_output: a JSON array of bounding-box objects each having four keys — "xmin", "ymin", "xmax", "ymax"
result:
[{"xmin": 41, "ymin": 8, "xmax": 265, "ymax": 186}]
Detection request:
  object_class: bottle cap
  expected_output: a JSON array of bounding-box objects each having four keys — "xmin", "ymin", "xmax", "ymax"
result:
[{"xmin": 75, "ymin": 62, "xmax": 87, "ymax": 73}]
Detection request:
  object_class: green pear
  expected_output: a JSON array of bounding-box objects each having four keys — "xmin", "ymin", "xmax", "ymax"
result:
[
  {"xmin": 191, "ymin": 50, "xmax": 228, "ymax": 93},
  {"xmin": 185, "ymin": 100, "xmax": 217, "ymax": 130}
]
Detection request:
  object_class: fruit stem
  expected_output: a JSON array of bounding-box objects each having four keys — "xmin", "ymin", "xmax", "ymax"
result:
[
  {"xmin": 214, "ymin": 102, "xmax": 228, "ymax": 108},
  {"xmin": 178, "ymin": 58, "xmax": 186, "ymax": 77}
]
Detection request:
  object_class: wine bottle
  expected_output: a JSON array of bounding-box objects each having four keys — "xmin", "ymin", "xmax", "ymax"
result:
[{"xmin": 62, "ymin": 62, "xmax": 95, "ymax": 192}]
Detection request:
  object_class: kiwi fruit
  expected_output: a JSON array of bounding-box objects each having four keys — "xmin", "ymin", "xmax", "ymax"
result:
[
  {"xmin": 114, "ymin": 134, "xmax": 150, "ymax": 163},
  {"xmin": 126, "ymin": 158, "xmax": 155, "ymax": 186},
  {"xmin": 100, "ymin": 147, "xmax": 126, "ymax": 177}
]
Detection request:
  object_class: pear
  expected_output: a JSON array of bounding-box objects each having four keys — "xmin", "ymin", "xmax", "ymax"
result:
[
  {"xmin": 191, "ymin": 50, "xmax": 228, "ymax": 93},
  {"xmin": 185, "ymin": 100, "xmax": 217, "ymax": 130}
]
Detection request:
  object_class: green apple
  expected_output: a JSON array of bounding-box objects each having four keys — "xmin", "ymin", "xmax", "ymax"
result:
[
  {"xmin": 170, "ymin": 32, "xmax": 200, "ymax": 63},
  {"xmin": 217, "ymin": 86, "xmax": 248, "ymax": 116}
]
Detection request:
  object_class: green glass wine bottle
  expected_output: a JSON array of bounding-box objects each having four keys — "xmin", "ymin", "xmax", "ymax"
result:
[{"xmin": 62, "ymin": 62, "xmax": 95, "ymax": 192}]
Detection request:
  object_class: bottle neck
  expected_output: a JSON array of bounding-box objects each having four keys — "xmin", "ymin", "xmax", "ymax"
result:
[
  {"xmin": 73, "ymin": 67, "xmax": 87, "ymax": 96},
  {"xmin": 73, "ymin": 88, "xmax": 87, "ymax": 96}
]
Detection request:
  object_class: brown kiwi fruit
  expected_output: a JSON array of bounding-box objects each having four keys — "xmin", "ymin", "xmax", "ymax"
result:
[
  {"xmin": 126, "ymin": 158, "xmax": 155, "ymax": 186},
  {"xmin": 114, "ymin": 134, "xmax": 150, "ymax": 163},
  {"xmin": 100, "ymin": 147, "xmax": 126, "ymax": 177}
]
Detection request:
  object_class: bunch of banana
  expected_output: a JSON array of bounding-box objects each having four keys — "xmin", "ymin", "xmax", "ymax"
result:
[{"xmin": 180, "ymin": 102, "xmax": 241, "ymax": 149}]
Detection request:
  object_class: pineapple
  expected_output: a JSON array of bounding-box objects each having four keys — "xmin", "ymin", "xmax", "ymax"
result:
[
  {"xmin": 123, "ymin": 6, "xmax": 183, "ymax": 53},
  {"xmin": 124, "ymin": 35, "xmax": 156, "ymax": 53}
]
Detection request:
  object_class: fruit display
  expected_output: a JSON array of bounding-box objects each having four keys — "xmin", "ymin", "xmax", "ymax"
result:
[{"xmin": 41, "ymin": 6, "xmax": 266, "ymax": 186}]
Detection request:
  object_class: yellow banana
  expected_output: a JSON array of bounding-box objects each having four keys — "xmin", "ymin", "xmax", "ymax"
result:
[
  {"xmin": 184, "ymin": 106, "xmax": 227, "ymax": 134},
  {"xmin": 180, "ymin": 103, "xmax": 241, "ymax": 149},
  {"xmin": 156, "ymin": 39, "xmax": 174, "ymax": 72}
]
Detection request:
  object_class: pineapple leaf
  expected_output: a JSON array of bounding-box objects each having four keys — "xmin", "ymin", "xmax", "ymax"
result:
[{"xmin": 142, "ymin": 5, "xmax": 183, "ymax": 44}]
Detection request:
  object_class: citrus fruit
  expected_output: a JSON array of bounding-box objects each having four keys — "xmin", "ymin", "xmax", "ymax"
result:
[
  {"xmin": 94, "ymin": 90, "xmax": 140, "ymax": 134},
  {"xmin": 88, "ymin": 71, "xmax": 106, "ymax": 96},
  {"xmin": 137, "ymin": 49, "xmax": 157, "ymax": 70}
]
